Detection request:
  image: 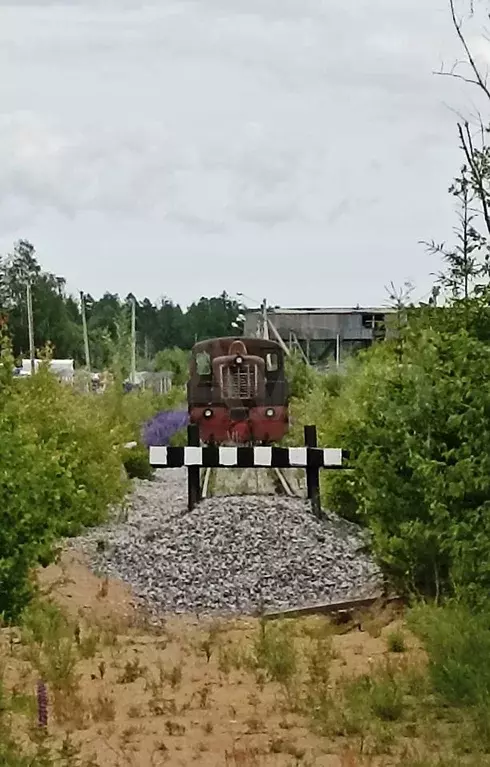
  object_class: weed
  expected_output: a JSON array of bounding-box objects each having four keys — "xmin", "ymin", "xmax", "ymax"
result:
[
  {"xmin": 387, "ymin": 628, "xmax": 407, "ymax": 653},
  {"xmin": 245, "ymin": 715, "xmax": 264, "ymax": 733},
  {"xmin": 149, "ymin": 697, "xmax": 177, "ymax": 716},
  {"xmin": 165, "ymin": 719, "xmax": 186, "ymax": 736},
  {"xmin": 91, "ymin": 693, "xmax": 116, "ymax": 723},
  {"xmin": 120, "ymin": 724, "xmax": 140, "ymax": 745},
  {"xmin": 218, "ymin": 644, "xmax": 243, "ymax": 674},
  {"xmin": 59, "ymin": 733, "xmax": 81, "ymax": 765},
  {"xmin": 269, "ymin": 736, "xmax": 306, "ymax": 759},
  {"xmin": 117, "ymin": 656, "xmax": 145, "ymax": 684},
  {"xmin": 166, "ymin": 662, "xmax": 183, "ymax": 689},
  {"xmin": 225, "ymin": 744, "xmax": 263, "ymax": 766},
  {"xmin": 408, "ymin": 604, "xmax": 490, "ymax": 708},
  {"xmin": 96, "ymin": 577, "xmax": 109, "ymax": 600},
  {"xmin": 198, "ymin": 682, "xmax": 212, "ymax": 708},
  {"xmin": 252, "ymin": 618, "xmax": 298, "ymax": 688},
  {"xmin": 52, "ymin": 688, "xmax": 89, "ymax": 728},
  {"xmin": 199, "ymin": 620, "xmax": 222, "ymax": 662},
  {"xmin": 21, "ymin": 601, "xmax": 79, "ymax": 694}
]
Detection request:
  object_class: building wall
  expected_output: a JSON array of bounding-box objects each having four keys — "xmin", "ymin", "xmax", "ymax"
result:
[
  {"xmin": 243, "ymin": 308, "xmax": 395, "ymax": 341},
  {"xmin": 243, "ymin": 308, "xmax": 396, "ymax": 364}
]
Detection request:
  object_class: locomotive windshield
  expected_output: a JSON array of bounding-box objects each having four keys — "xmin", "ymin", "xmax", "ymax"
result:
[
  {"xmin": 266, "ymin": 352, "xmax": 278, "ymax": 372},
  {"xmin": 195, "ymin": 350, "xmax": 211, "ymax": 375}
]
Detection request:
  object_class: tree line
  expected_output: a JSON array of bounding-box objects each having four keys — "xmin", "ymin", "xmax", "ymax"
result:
[{"xmin": 0, "ymin": 239, "xmax": 244, "ymax": 372}]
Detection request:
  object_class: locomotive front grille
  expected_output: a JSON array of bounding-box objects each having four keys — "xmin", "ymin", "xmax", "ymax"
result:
[{"xmin": 220, "ymin": 362, "xmax": 258, "ymax": 399}]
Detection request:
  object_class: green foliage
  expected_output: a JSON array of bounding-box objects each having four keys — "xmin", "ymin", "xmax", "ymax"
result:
[
  {"xmin": 329, "ymin": 319, "xmax": 490, "ymax": 601},
  {"xmin": 153, "ymin": 347, "xmax": 189, "ymax": 386},
  {"xmin": 122, "ymin": 445, "xmax": 155, "ymax": 480},
  {"xmin": 284, "ymin": 350, "xmax": 318, "ymax": 400},
  {"xmin": 251, "ymin": 619, "xmax": 298, "ymax": 688},
  {"xmin": 288, "ymin": 296, "xmax": 490, "ymax": 603},
  {"xmin": 408, "ymin": 603, "xmax": 490, "ymax": 709},
  {"xmin": 386, "ymin": 628, "xmax": 407, "ymax": 653},
  {"xmin": 0, "ymin": 336, "xmax": 128, "ymax": 621}
]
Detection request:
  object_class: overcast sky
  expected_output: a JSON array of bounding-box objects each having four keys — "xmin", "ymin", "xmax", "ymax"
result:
[{"xmin": 0, "ymin": 0, "xmax": 487, "ymax": 308}]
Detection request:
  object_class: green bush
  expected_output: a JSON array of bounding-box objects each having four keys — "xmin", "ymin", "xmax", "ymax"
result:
[
  {"xmin": 0, "ymin": 339, "xmax": 128, "ymax": 620},
  {"xmin": 325, "ymin": 321, "xmax": 490, "ymax": 602},
  {"xmin": 284, "ymin": 351, "xmax": 318, "ymax": 400},
  {"xmin": 122, "ymin": 444, "xmax": 155, "ymax": 480},
  {"xmin": 409, "ymin": 603, "xmax": 490, "ymax": 708},
  {"xmin": 152, "ymin": 347, "xmax": 190, "ymax": 386},
  {"xmin": 288, "ymin": 303, "xmax": 490, "ymax": 604}
]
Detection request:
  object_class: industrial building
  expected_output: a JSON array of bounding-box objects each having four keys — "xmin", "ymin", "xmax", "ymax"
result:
[{"xmin": 242, "ymin": 306, "xmax": 397, "ymax": 366}]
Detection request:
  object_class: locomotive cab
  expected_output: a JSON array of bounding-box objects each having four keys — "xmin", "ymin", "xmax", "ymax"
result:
[{"xmin": 187, "ymin": 337, "xmax": 289, "ymax": 444}]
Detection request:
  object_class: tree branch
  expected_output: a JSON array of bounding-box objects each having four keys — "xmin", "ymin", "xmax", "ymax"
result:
[
  {"xmin": 458, "ymin": 121, "xmax": 490, "ymax": 237},
  {"xmin": 449, "ymin": 0, "xmax": 490, "ymax": 102}
]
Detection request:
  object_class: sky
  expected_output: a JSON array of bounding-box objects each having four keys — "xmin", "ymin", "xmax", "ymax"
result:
[{"xmin": 0, "ymin": 0, "xmax": 488, "ymax": 309}]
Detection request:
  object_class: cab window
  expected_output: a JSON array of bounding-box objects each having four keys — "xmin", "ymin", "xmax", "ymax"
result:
[
  {"xmin": 266, "ymin": 352, "xmax": 278, "ymax": 372},
  {"xmin": 196, "ymin": 351, "xmax": 211, "ymax": 375}
]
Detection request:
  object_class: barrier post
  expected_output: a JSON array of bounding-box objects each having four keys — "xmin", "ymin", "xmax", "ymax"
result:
[
  {"xmin": 304, "ymin": 425, "xmax": 321, "ymax": 517},
  {"xmin": 187, "ymin": 424, "xmax": 201, "ymax": 511}
]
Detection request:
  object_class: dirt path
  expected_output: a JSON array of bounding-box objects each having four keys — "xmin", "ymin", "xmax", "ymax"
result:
[{"xmin": 0, "ymin": 551, "xmax": 412, "ymax": 766}]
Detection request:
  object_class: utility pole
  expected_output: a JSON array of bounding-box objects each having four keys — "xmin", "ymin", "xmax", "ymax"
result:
[
  {"xmin": 80, "ymin": 291, "xmax": 91, "ymax": 373},
  {"xmin": 130, "ymin": 296, "xmax": 136, "ymax": 384},
  {"xmin": 26, "ymin": 282, "xmax": 35, "ymax": 376},
  {"xmin": 261, "ymin": 298, "xmax": 269, "ymax": 340}
]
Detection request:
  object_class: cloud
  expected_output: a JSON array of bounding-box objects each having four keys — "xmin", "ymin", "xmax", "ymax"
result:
[{"xmin": 0, "ymin": 0, "xmax": 481, "ymax": 304}]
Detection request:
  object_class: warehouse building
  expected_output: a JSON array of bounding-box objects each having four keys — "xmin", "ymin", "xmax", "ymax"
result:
[{"xmin": 242, "ymin": 306, "xmax": 397, "ymax": 366}]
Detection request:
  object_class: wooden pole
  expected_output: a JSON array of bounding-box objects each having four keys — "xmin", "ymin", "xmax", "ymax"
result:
[
  {"xmin": 187, "ymin": 423, "xmax": 201, "ymax": 511},
  {"xmin": 80, "ymin": 291, "xmax": 91, "ymax": 374},
  {"xmin": 26, "ymin": 282, "xmax": 35, "ymax": 376},
  {"xmin": 130, "ymin": 297, "xmax": 136, "ymax": 384},
  {"xmin": 304, "ymin": 425, "xmax": 321, "ymax": 517},
  {"xmin": 262, "ymin": 298, "xmax": 269, "ymax": 340}
]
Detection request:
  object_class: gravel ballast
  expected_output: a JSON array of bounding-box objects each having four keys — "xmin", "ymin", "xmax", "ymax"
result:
[{"xmin": 73, "ymin": 469, "xmax": 382, "ymax": 616}]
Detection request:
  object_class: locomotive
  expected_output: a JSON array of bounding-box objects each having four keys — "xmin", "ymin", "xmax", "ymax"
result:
[{"xmin": 187, "ymin": 337, "xmax": 289, "ymax": 444}]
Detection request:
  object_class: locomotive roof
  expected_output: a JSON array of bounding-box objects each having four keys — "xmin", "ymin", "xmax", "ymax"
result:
[{"xmin": 192, "ymin": 336, "xmax": 282, "ymax": 353}]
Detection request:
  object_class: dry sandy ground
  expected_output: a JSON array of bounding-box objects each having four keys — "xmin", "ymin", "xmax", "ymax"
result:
[{"xmin": 1, "ymin": 552, "xmax": 415, "ymax": 767}]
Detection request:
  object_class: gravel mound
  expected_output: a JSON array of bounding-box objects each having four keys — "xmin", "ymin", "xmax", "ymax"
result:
[{"xmin": 73, "ymin": 469, "xmax": 381, "ymax": 616}]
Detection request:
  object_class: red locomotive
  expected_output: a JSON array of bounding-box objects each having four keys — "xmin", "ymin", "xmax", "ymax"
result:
[{"xmin": 187, "ymin": 337, "xmax": 289, "ymax": 444}]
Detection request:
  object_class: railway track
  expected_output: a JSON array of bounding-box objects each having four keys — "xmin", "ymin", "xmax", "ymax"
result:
[{"xmin": 200, "ymin": 465, "xmax": 299, "ymax": 500}]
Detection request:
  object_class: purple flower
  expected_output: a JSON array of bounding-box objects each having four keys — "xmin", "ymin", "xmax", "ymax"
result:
[
  {"xmin": 37, "ymin": 679, "xmax": 48, "ymax": 728},
  {"xmin": 142, "ymin": 410, "xmax": 189, "ymax": 446}
]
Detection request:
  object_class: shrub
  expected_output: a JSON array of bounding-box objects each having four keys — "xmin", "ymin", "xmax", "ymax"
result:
[
  {"xmin": 408, "ymin": 603, "xmax": 490, "ymax": 708},
  {"xmin": 0, "ymin": 337, "xmax": 127, "ymax": 620},
  {"xmin": 310, "ymin": 320, "xmax": 490, "ymax": 603},
  {"xmin": 152, "ymin": 347, "xmax": 190, "ymax": 386},
  {"xmin": 122, "ymin": 444, "xmax": 155, "ymax": 480},
  {"xmin": 288, "ymin": 302, "xmax": 490, "ymax": 604}
]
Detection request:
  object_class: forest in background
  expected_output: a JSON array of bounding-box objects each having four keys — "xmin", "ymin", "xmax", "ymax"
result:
[{"xmin": 0, "ymin": 239, "xmax": 244, "ymax": 373}]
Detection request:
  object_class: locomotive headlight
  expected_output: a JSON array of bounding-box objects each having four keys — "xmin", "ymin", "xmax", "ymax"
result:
[
  {"xmin": 235, "ymin": 355, "xmax": 243, "ymax": 365},
  {"xmin": 204, "ymin": 408, "xmax": 213, "ymax": 418},
  {"xmin": 266, "ymin": 407, "xmax": 275, "ymax": 417}
]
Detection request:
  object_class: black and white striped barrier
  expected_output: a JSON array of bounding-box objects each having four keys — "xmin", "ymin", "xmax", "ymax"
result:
[
  {"xmin": 149, "ymin": 445, "xmax": 343, "ymax": 469},
  {"xmin": 148, "ymin": 424, "xmax": 347, "ymax": 516}
]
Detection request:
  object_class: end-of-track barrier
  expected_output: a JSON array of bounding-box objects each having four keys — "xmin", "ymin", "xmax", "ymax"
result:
[{"xmin": 148, "ymin": 424, "xmax": 349, "ymax": 515}]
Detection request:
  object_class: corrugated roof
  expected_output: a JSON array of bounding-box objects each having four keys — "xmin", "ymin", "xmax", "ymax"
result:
[{"xmin": 245, "ymin": 307, "xmax": 396, "ymax": 315}]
